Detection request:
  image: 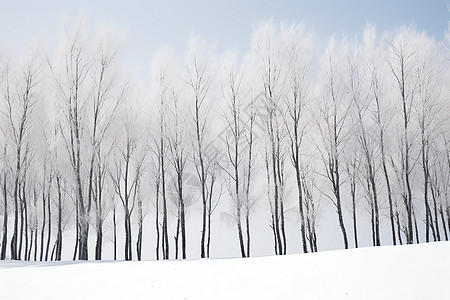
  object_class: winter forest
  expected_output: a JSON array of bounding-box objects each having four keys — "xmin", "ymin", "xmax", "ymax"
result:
[{"xmin": 0, "ymin": 19, "xmax": 449, "ymax": 262}]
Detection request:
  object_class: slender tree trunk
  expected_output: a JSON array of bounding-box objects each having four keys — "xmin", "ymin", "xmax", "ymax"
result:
[
  {"xmin": 40, "ymin": 184, "xmax": 46, "ymax": 261},
  {"xmin": 431, "ymin": 188, "xmax": 441, "ymax": 241},
  {"xmin": 155, "ymin": 181, "xmax": 160, "ymax": 260},
  {"xmin": 136, "ymin": 208, "xmax": 142, "ymax": 261},
  {"xmin": 33, "ymin": 189, "xmax": 38, "ymax": 261},
  {"xmin": 447, "ymin": 206, "xmax": 450, "ymax": 240},
  {"xmin": 34, "ymin": 218, "xmax": 38, "ymax": 261},
  {"xmin": 56, "ymin": 177, "xmax": 62, "ymax": 261},
  {"xmin": 271, "ymin": 140, "xmax": 282, "ymax": 255},
  {"xmin": 207, "ymin": 190, "xmax": 212, "ymax": 259},
  {"xmin": 45, "ymin": 188, "xmax": 52, "ymax": 261},
  {"xmin": 295, "ymin": 165, "xmax": 307, "ymax": 253},
  {"xmin": 422, "ymin": 146, "xmax": 433, "ymax": 242},
  {"xmin": 72, "ymin": 200, "xmax": 79, "ymax": 261},
  {"xmin": 23, "ymin": 184, "xmax": 29, "ymax": 261},
  {"xmin": 371, "ymin": 178, "xmax": 380, "ymax": 246},
  {"xmin": 11, "ymin": 173, "xmax": 19, "ymax": 260},
  {"xmin": 18, "ymin": 190, "xmax": 24, "ymax": 260},
  {"xmin": 113, "ymin": 206, "xmax": 117, "ymax": 260},
  {"xmin": 160, "ymin": 146, "xmax": 169, "ymax": 260},
  {"xmin": 270, "ymin": 220, "xmax": 278, "ymax": 255},
  {"xmin": 179, "ymin": 176, "xmax": 186, "ymax": 260},
  {"xmin": 244, "ymin": 114, "xmax": 254, "ymax": 258},
  {"xmin": 440, "ymin": 205, "xmax": 448, "ymax": 241},
  {"xmin": 233, "ymin": 135, "xmax": 246, "ymax": 258},
  {"xmin": 175, "ymin": 209, "xmax": 180, "ymax": 260},
  {"xmin": 351, "ymin": 185, "xmax": 358, "ymax": 248},
  {"xmin": 370, "ymin": 191, "xmax": 375, "ymax": 246},
  {"xmin": 395, "ymin": 210, "xmax": 403, "ymax": 245},
  {"xmin": 280, "ymin": 197, "xmax": 287, "ymax": 255},
  {"xmin": 28, "ymin": 227, "xmax": 33, "ymax": 261},
  {"xmin": 1, "ymin": 175, "xmax": 8, "ymax": 260},
  {"xmin": 236, "ymin": 211, "xmax": 246, "ymax": 257},
  {"xmin": 94, "ymin": 172, "xmax": 103, "ymax": 261},
  {"xmin": 245, "ymin": 209, "xmax": 251, "ymax": 257},
  {"xmin": 124, "ymin": 211, "xmax": 131, "ymax": 261},
  {"xmin": 382, "ymin": 157, "xmax": 396, "ymax": 245},
  {"xmin": 413, "ymin": 208, "xmax": 420, "ymax": 244},
  {"xmin": 95, "ymin": 209, "xmax": 102, "ymax": 260},
  {"xmin": 50, "ymin": 242, "xmax": 56, "ymax": 261},
  {"xmin": 334, "ymin": 159, "xmax": 349, "ymax": 249}
]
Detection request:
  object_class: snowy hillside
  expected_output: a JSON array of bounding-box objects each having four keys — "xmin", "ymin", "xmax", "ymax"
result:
[{"xmin": 1, "ymin": 242, "xmax": 449, "ymax": 300}]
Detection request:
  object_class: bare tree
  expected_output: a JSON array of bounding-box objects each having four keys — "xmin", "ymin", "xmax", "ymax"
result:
[
  {"xmin": 168, "ymin": 87, "xmax": 189, "ymax": 259},
  {"xmin": 347, "ymin": 54, "xmax": 381, "ymax": 246},
  {"xmin": 110, "ymin": 100, "xmax": 145, "ymax": 260},
  {"xmin": 282, "ymin": 24, "xmax": 314, "ymax": 253},
  {"xmin": 151, "ymin": 58, "xmax": 171, "ymax": 260},
  {"xmin": 387, "ymin": 27, "xmax": 422, "ymax": 244},
  {"xmin": 185, "ymin": 38, "xmax": 216, "ymax": 258},
  {"xmin": 149, "ymin": 142, "xmax": 162, "ymax": 260},
  {"xmin": 242, "ymin": 92, "xmax": 257, "ymax": 257},
  {"xmin": 345, "ymin": 152, "xmax": 360, "ymax": 248},
  {"xmin": 2, "ymin": 53, "xmax": 41, "ymax": 260},
  {"xmin": 252, "ymin": 21, "xmax": 289, "ymax": 255},
  {"xmin": 0, "ymin": 145, "xmax": 9, "ymax": 260},
  {"xmin": 49, "ymin": 22, "xmax": 93, "ymax": 259},
  {"xmin": 367, "ymin": 39, "xmax": 398, "ymax": 245},
  {"xmin": 89, "ymin": 38, "xmax": 124, "ymax": 260},
  {"xmin": 300, "ymin": 163, "xmax": 319, "ymax": 252},
  {"xmin": 414, "ymin": 36, "xmax": 443, "ymax": 242},
  {"xmin": 220, "ymin": 58, "xmax": 249, "ymax": 257},
  {"xmin": 316, "ymin": 38, "xmax": 351, "ymax": 249}
]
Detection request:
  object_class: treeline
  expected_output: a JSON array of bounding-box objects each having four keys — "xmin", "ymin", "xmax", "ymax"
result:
[{"xmin": 0, "ymin": 20, "xmax": 449, "ymax": 261}]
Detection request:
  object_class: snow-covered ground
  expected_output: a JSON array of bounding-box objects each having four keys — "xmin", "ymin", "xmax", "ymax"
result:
[{"xmin": 1, "ymin": 242, "xmax": 449, "ymax": 300}]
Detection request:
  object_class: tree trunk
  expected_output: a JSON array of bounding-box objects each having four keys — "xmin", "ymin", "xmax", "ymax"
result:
[
  {"xmin": 179, "ymin": 177, "xmax": 186, "ymax": 260},
  {"xmin": 440, "ymin": 205, "xmax": 448, "ymax": 241},
  {"xmin": 395, "ymin": 210, "xmax": 403, "ymax": 245},
  {"xmin": 334, "ymin": 159, "xmax": 349, "ymax": 249},
  {"xmin": 124, "ymin": 212, "xmax": 132, "ymax": 261},
  {"xmin": 161, "ymin": 148, "xmax": 169, "ymax": 260},
  {"xmin": 18, "ymin": 189, "xmax": 24, "ymax": 260},
  {"xmin": 40, "ymin": 185, "xmax": 46, "ymax": 261},
  {"xmin": 155, "ymin": 181, "xmax": 160, "ymax": 260},
  {"xmin": 136, "ymin": 212, "xmax": 142, "ymax": 261},
  {"xmin": 351, "ymin": 183, "xmax": 358, "ymax": 248},
  {"xmin": 45, "ymin": 188, "xmax": 52, "ymax": 261},
  {"xmin": 271, "ymin": 144, "xmax": 282, "ymax": 255},
  {"xmin": 22, "ymin": 184, "xmax": 29, "ymax": 261},
  {"xmin": 113, "ymin": 206, "xmax": 117, "ymax": 260},
  {"xmin": 175, "ymin": 212, "xmax": 180, "ymax": 260},
  {"xmin": 431, "ymin": 188, "xmax": 441, "ymax": 241},
  {"xmin": 295, "ymin": 165, "xmax": 307, "ymax": 253},
  {"xmin": 72, "ymin": 201, "xmax": 79, "ymax": 261},
  {"xmin": 11, "ymin": 175, "xmax": 19, "ymax": 260},
  {"xmin": 28, "ymin": 226, "xmax": 33, "ymax": 261},
  {"xmin": 382, "ymin": 157, "xmax": 396, "ymax": 245},
  {"xmin": 245, "ymin": 209, "xmax": 251, "ymax": 257},
  {"xmin": 280, "ymin": 198, "xmax": 287, "ymax": 255},
  {"xmin": 1, "ymin": 175, "xmax": 8, "ymax": 260},
  {"xmin": 413, "ymin": 208, "xmax": 420, "ymax": 244},
  {"xmin": 95, "ymin": 174, "xmax": 103, "ymax": 261},
  {"xmin": 56, "ymin": 177, "xmax": 62, "ymax": 261}
]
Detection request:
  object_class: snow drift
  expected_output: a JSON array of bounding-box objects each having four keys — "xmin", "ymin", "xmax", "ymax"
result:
[{"xmin": 1, "ymin": 241, "xmax": 449, "ymax": 299}]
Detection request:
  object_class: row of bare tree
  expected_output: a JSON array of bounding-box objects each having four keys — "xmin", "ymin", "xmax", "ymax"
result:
[{"xmin": 0, "ymin": 20, "xmax": 448, "ymax": 261}]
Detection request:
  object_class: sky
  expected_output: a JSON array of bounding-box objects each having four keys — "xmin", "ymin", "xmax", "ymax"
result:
[{"xmin": 0, "ymin": 0, "xmax": 448, "ymax": 78}]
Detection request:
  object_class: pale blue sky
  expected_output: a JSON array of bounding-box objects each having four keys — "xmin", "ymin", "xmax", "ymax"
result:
[{"xmin": 0, "ymin": 0, "xmax": 448, "ymax": 76}]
